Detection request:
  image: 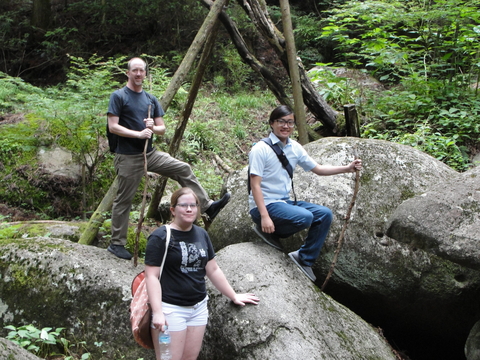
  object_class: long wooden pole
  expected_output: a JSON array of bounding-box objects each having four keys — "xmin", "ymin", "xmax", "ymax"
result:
[{"xmin": 159, "ymin": 0, "xmax": 230, "ymax": 111}]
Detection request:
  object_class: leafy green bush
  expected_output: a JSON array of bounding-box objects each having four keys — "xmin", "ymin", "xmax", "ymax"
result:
[
  {"xmin": 361, "ymin": 78, "xmax": 477, "ymax": 171},
  {"xmin": 311, "ymin": 0, "xmax": 479, "ymax": 171},
  {"xmin": 319, "ymin": 0, "xmax": 480, "ymax": 82},
  {"xmin": 308, "ymin": 65, "xmax": 365, "ymax": 110}
]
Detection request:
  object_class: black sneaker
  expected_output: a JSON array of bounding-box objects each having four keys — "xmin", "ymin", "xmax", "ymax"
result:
[
  {"xmin": 252, "ymin": 224, "xmax": 283, "ymax": 250},
  {"xmin": 108, "ymin": 244, "xmax": 133, "ymax": 260},
  {"xmin": 205, "ymin": 193, "xmax": 231, "ymax": 221},
  {"xmin": 288, "ymin": 250, "xmax": 316, "ymax": 282}
]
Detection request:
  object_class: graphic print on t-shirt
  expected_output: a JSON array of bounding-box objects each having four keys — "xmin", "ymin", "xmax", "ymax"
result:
[{"xmin": 180, "ymin": 241, "xmax": 206, "ymax": 273}]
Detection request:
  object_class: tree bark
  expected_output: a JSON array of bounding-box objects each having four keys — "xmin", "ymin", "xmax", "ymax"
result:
[
  {"xmin": 344, "ymin": 104, "xmax": 361, "ymax": 138},
  {"xmin": 236, "ymin": 0, "xmax": 338, "ymax": 134},
  {"xmin": 78, "ymin": 176, "xmax": 119, "ymax": 245},
  {"xmin": 31, "ymin": 0, "xmax": 51, "ymax": 30},
  {"xmin": 146, "ymin": 16, "xmax": 221, "ymax": 220},
  {"xmin": 279, "ymin": 0, "xmax": 308, "ymax": 145}
]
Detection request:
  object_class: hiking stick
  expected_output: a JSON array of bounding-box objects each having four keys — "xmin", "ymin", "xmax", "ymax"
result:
[
  {"xmin": 133, "ymin": 74, "xmax": 152, "ymax": 267},
  {"xmin": 321, "ymin": 145, "xmax": 360, "ymax": 291}
]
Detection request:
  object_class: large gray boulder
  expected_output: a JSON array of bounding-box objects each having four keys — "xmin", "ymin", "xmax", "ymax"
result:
[
  {"xmin": 201, "ymin": 242, "xmax": 397, "ymax": 360},
  {"xmin": 209, "ymin": 137, "xmax": 458, "ymax": 252},
  {"xmin": 0, "ymin": 337, "xmax": 43, "ymax": 359},
  {"xmin": 0, "ymin": 237, "xmax": 398, "ymax": 360},
  {"xmin": 0, "ymin": 237, "xmax": 154, "ymax": 360},
  {"xmin": 208, "ymin": 137, "xmax": 480, "ymax": 357},
  {"xmin": 466, "ymin": 320, "xmax": 480, "ymax": 360},
  {"xmin": 386, "ymin": 166, "xmax": 480, "ymax": 270}
]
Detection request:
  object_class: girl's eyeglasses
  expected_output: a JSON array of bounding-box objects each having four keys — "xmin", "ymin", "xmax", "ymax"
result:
[{"xmin": 176, "ymin": 203, "xmax": 198, "ymax": 208}]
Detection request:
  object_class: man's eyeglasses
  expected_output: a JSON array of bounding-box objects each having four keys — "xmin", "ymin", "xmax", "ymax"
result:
[
  {"xmin": 176, "ymin": 203, "xmax": 198, "ymax": 208},
  {"xmin": 274, "ymin": 119, "xmax": 295, "ymax": 128}
]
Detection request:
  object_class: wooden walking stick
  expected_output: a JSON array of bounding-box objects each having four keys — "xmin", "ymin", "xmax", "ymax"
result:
[
  {"xmin": 321, "ymin": 146, "xmax": 361, "ymax": 291},
  {"xmin": 133, "ymin": 74, "xmax": 153, "ymax": 267}
]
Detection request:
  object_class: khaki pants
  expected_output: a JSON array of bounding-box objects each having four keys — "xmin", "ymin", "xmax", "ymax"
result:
[{"xmin": 110, "ymin": 150, "xmax": 212, "ymax": 246}]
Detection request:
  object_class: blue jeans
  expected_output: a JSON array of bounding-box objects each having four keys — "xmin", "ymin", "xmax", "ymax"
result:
[{"xmin": 250, "ymin": 200, "xmax": 333, "ymax": 266}]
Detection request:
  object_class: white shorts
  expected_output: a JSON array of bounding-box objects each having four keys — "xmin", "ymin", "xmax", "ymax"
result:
[{"xmin": 162, "ymin": 296, "xmax": 209, "ymax": 332}]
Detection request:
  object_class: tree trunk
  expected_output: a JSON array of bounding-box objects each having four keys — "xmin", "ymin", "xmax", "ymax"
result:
[
  {"xmin": 236, "ymin": 0, "xmax": 338, "ymax": 135},
  {"xmin": 344, "ymin": 104, "xmax": 361, "ymax": 138},
  {"xmin": 78, "ymin": 176, "xmax": 119, "ymax": 245},
  {"xmin": 31, "ymin": 0, "xmax": 52, "ymax": 30},
  {"xmin": 279, "ymin": 0, "xmax": 308, "ymax": 145}
]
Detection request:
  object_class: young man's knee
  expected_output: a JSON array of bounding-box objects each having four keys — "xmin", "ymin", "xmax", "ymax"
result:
[{"xmin": 291, "ymin": 212, "xmax": 314, "ymax": 229}]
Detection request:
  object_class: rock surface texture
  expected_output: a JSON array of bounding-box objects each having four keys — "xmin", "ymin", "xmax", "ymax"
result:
[
  {"xmin": 201, "ymin": 242, "xmax": 397, "ymax": 360},
  {"xmin": 0, "ymin": 337, "xmax": 43, "ymax": 359}
]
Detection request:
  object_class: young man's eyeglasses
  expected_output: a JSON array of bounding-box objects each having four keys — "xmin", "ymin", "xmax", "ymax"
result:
[
  {"xmin": 176, "ymin": 203, "xmax": 198, "ymax": 208},
  {"xmin": 274, "ymin": 119, "xmax": 295, "ymax": 128}
]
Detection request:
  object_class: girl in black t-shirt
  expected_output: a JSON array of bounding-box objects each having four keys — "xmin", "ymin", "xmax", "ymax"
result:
[{"xmin": 145, "ymin": 187, "xmax": 259, "ymax": 360}]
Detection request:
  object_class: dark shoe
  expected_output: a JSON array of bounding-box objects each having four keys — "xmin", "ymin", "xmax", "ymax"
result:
[
  {"xmin": 108, "ymin": 245, "xmax": 132, "ymax": 260},
  {"xmin": 205, "ymin": 193, "xmax": 231, "ymax": 221},
  {"xmin": 252, "ymin": 224, "xmax": 283, "ymax": 250},
  {"xmin": 288, "ymin": 250, "xmax": 316, "ymax": 282}
]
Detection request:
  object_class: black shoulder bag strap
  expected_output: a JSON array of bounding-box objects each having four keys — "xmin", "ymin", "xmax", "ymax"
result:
[
  {"xmin": 247, "ymin": 138, "xmax": 297, "ymax": 205},
  {"xmin": 261, "ymin": 138, "xmax": 296, "ymax": 205}
]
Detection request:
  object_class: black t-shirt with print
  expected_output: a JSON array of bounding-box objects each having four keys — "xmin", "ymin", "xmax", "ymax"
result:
[{"xmin": 145, "ymin": 225, "xmax": 215, "ymax": 306}]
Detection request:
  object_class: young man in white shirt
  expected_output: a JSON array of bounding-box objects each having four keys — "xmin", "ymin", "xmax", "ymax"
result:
[{"xmin": 248, "ymin": 105, "xmax": 362, "ymax": 281}]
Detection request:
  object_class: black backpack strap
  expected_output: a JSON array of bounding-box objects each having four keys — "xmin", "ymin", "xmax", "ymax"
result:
[{"xmin": 261, "ymin": 138, "xmax": 293, "ymax": 179}]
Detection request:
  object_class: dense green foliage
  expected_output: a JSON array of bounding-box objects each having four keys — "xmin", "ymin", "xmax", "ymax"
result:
[
  {"xmin": 0, "ymin": 0, "xmax": 261, "ymax": 88},
  {"xmin": 306, "ymin": 0, "xmax": 480, "ymax": 171}
]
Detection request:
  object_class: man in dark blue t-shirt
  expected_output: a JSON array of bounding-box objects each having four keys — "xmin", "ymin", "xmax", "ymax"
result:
[{"xmin": 106, "ymin": 57, "xmax": 230, "ymax": 260}]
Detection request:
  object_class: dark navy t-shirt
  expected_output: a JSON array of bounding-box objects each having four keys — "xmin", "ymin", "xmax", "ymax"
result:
[
  {"xmin": 145, "ymin": 225, "xmax": 215, "ymax": 306},
  {"xmin": 107, "ymin": 86, "xmax": 165, "ymax": 154}
]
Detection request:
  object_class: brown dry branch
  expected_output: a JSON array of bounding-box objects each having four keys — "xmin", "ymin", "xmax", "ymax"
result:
[
  {"xmin": 321, "ymin": 146, "xmax": 360, "ymax": 291},
  {"xmin": 213, "ymin": 153, "xmax": 233, "ymax": 174}
]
